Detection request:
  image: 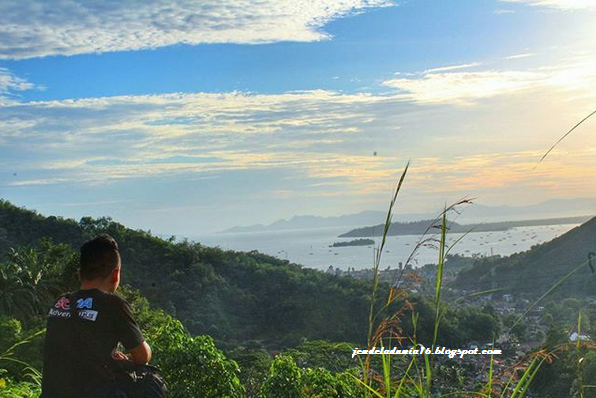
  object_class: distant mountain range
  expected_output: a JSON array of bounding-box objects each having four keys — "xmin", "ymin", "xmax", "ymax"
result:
[
  {"xmin": 221, "ymin": 210, "xmax": 388, "ymax": 233},
  {"xmin": 221, "ymin": 198, "xmax": 596, "ymax": 234}
]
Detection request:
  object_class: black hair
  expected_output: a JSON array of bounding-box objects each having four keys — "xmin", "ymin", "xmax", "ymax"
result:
[{"xmin": 79, "ymin": 234, "xmax": 120, "ymax": 280}]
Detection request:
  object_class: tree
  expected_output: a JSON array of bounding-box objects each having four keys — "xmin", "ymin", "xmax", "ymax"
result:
[
  {"xmin": 503, "ymin": 314, "xmax": 527, "ymax": 343},
  {"xmin": 124, "ymin": 289, "xmax": 244, "ymax": 398},
  {"xmin": 544, "ymin": 324, "xmax": 568, "ymax": 348},
  {"xmin": 261, "ymin": 355, "xmax": 302, "ymax": 398},
  {"xmin": 260, "ymin": 355, "xmax": 364, "ymax": 398},
  {"xmin": 0, "ymin": 241, "xmax": 77, "ymax": 323},
  {"xmin": 228, "ymin": 346, "xmax": 271, "ymax": 398}
]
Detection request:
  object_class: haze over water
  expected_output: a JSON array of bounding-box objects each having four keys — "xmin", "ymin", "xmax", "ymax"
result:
[{"xmin": 197, "ymin": 223, "xmax": 578, "ymax": 271}]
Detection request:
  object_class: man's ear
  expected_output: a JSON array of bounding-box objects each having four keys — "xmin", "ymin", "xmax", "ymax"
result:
[{"xmin": 111, "ymin": 267, "xmax": 120, "ymax": 283}]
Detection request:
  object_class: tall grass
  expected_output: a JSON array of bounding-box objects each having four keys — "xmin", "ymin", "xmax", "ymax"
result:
[
  {"xmin": 0, "ymin": 329, "xmax": 44, "ymax": 385},
  {"xmin": 355, "ymin": 162, "xmax": 594, "ymax": 397},
  {"xmin": 537, "ymin": 108, "xmax": 596, "ymax": 166},
  {"xmin": 0, "ymin": 329, "xmax": 44, "ymax": 397}
]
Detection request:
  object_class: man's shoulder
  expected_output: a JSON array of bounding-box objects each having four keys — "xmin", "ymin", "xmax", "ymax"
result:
[
  {"xmin": 80, "ymin": 289, "xmax": 131, "ymax": 310},
  {"xmin": 72, "ymin": 288, "xmax": 127, "ymax": 301},
  {"xmin": 49, "ymin": 289, "xmax": 129, "ymax": 312},
  {"xmin": 104, "ymin": 293, "xmax": 131, "ymax": 313}
]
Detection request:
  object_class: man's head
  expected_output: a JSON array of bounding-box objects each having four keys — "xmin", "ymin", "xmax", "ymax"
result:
[{"xmin": 79, "ymin": 234, "xmax": 121, "ymax": 292}]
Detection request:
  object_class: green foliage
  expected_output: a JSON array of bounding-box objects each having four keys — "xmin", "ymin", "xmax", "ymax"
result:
[
  {"xmin": 454, "ymin": 216, "xmax": 596, "ymax": 298},
  {"xmin": 0, "ymin": 200, "xmax": 375, "ymax": 348},
  {"xmin": 0, "ymin": 328, "xmax": 44, "ymax": 398},
  {"xmin": 261, "ymin": 355, "xmax": 303, "ymax": 398},
  {"xmin": 261, "ymin": 355, "xmax": 363, "ymax": 398},
  {"xmin": 542, "ymin": 298, "xmax": 595, "ymax": 334},
  {"xmin": 532, "ymin": 343, "xmax": 596, "ymax": 398},
  {"xmin": 0, "ymin": 200, "xmax": 85, "ymax": 258},
  {"xmin": 284, "ymin": 340, "xmax": 356, "ymax": 373},
  {"xmin": 302, "ymin": 367, "xmax": 363, "ymax": 398},
  {"xmin": 503, "ymin": 313, "xmax": 528, "ymax": 343},
  {"xmin": 0, "ymin": 316, "xmax": 25, "ymax": 378},
  {"xmin": 581, "ymin": 350, "xmax": 596, "ymax": 394},
  {"xmin": 0, "ymin": 240, "xmax": 77, "ymax": 324},
  {"xmin": 0, "ymin": 374, "xmax": 40, "ymax": 398},
  {"xmin": 457, "ymin": 306, "xmax": 500, "ymax": 343},
  {"xmin": 228, "ymin": 345, "xmax": 272, "ymax": 398},
  {"xmin": 121, "ymin": 288, "xmax": 244, "ymax": 397},
  {"xmin": 0, "ymin": 317, "xmax": 21, "ymax": 352},
  {"xmin": 544, "ymin": 324, "xmax": 568, "ymax": 348},
  {"xmin": 159, "ymin": 332, "xmax": 245, "ymax": 398}
]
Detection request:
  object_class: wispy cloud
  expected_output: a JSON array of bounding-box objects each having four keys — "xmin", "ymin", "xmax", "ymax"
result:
[
  {"xmin": 382, "ymin": 54, "xmax": 596, "ymax": 105},
  {"xmin": 424, "ymin": 63, "xmax": 482, "ymax": 73},
  {"xmin": 2, "ymin": 50, "xmax": 595, "ymax": 220},
  {"xmin": 0, "ymin": 0, "xmax": 392, "ymax": 59},
  {"xmin": 0, "ymin": 68, "xmax": 36, "ymax": 95},
  {"xmin": 383, "ymin": 69, "xmax": 547, "ymax": 105},
  {"xmin": 505, "ymin": 53, "xmax": 535, "ymax": 59},
  {"xmin": 0, "ymin": 89, "xmax": 403, "ymax": 188}
]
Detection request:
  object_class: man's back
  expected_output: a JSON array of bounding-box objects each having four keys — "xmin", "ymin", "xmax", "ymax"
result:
[{"xmin": 41, "ymin": 288, "xmax": 144, "ymax": 398}]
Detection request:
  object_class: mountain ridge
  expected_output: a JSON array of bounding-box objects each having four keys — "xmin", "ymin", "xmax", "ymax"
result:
[{"xmin": 221, "ymin": 198, "xmax": 596, "ymax": 234}]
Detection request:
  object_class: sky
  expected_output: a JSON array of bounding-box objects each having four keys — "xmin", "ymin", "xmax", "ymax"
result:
[{"xmin": 0, "ymin": 0, "xmax": 595, "ymax": 235}]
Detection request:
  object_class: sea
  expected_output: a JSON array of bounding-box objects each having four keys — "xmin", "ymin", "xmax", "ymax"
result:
[{"xmin": 194, "ymin": 223, "xmax": 579, "ymax": 271}]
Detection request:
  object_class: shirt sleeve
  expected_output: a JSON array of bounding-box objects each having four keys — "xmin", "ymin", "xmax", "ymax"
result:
[{"xmin": 113, "ymin": 297, "xmax": 145, "ymax": 351}]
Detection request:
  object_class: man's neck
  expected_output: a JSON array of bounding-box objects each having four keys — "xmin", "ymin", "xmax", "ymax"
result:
[{"xmin": 80, "ymin": 280, "xmax": 112, "ymax": 293}]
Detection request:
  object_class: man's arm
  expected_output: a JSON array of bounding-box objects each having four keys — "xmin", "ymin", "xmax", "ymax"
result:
[
  {"xmin": 114, "ymin": 296, "xmax": 149, "ymax": 363},
  {"xmin": 128, "ymin": 341, "xmax": 152, "ymax": 364}
]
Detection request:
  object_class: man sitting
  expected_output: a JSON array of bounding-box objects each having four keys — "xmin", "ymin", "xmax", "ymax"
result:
[{"xmin": 41, "ymin": 234, "xmax": 152, "ymax": 397}]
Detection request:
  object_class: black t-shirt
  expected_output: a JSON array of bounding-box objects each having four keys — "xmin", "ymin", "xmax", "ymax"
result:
[{"xmin": 41, "ymin": 288, "xmax": 145, "ymax": 398}]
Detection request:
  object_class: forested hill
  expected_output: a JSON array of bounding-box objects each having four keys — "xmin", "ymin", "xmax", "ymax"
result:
[
  {"xmin": 453, "ymin": 216, "xmax": 596, "ymax": 297},
  {"xmin": 339, "ymin": 215, "xmax": 592, "ymax": 237},
  {"xmin": 0, "ymin": 199, "xmax": 378, "ymax": 348}
]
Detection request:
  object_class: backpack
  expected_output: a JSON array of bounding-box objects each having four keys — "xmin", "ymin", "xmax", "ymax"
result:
[{"xmin": 112, "ymin": 362, "xmax": 168, "ymax": 398}]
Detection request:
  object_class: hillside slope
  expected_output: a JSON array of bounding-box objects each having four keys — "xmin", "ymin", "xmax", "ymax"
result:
[
  {"xmin": 0, "ymin": 200, "xmax": 377, "ymax": 348},
  {"xmin": 453, "ymin": 216, "xmax": 596, "ymax": 297}
]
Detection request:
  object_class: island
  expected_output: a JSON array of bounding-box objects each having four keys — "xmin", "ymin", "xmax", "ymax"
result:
[{"xmin": 330, "ymin": 238, "xmax": 375, "ymax": 247}]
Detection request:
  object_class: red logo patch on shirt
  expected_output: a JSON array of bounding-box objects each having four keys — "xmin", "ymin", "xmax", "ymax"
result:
[{"xmin": 54, "ymin": 296, "xmax": 70, "ymax": 310}]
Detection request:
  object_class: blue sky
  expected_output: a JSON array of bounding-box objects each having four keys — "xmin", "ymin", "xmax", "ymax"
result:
[{"xmin": 1, "ymin": 0, "xmax": 595, "ymax": 235}]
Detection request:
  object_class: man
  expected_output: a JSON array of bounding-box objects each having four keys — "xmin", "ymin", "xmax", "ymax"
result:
[{"xmin": 41, "ymin": 234, "xmax": 152, "ymax": 398}]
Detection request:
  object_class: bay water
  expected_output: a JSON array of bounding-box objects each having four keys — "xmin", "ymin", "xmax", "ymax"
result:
[{"xmin": 195, "ymin": 223, "xmax": 578, "ymax": 271}]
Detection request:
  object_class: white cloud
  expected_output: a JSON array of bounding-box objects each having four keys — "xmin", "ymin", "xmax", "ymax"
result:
[
  {"xmin": 1, "ymin": 53, "xmax": 595, "ymax": 213},
  {"xmin": 383, "ymin": 69, "xmax": 547, "ymax": 105},
  {"xmin": 382, "ymin": 54, "xmax": 596, "ymax": 105},
  {"xmin": 0, "ymin": 68, "xmax": 36, "ymax": 94},
  {"xmin": 0, "ymin": 0, "xmax": 392, "ymax": 59},
  {"xmin": 501, "ymin": 0, "xmax": 596, "ymax": 10},
  {"xmin": 0, "ymin": 89, "xmax": 402, "ymax": 186}
]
